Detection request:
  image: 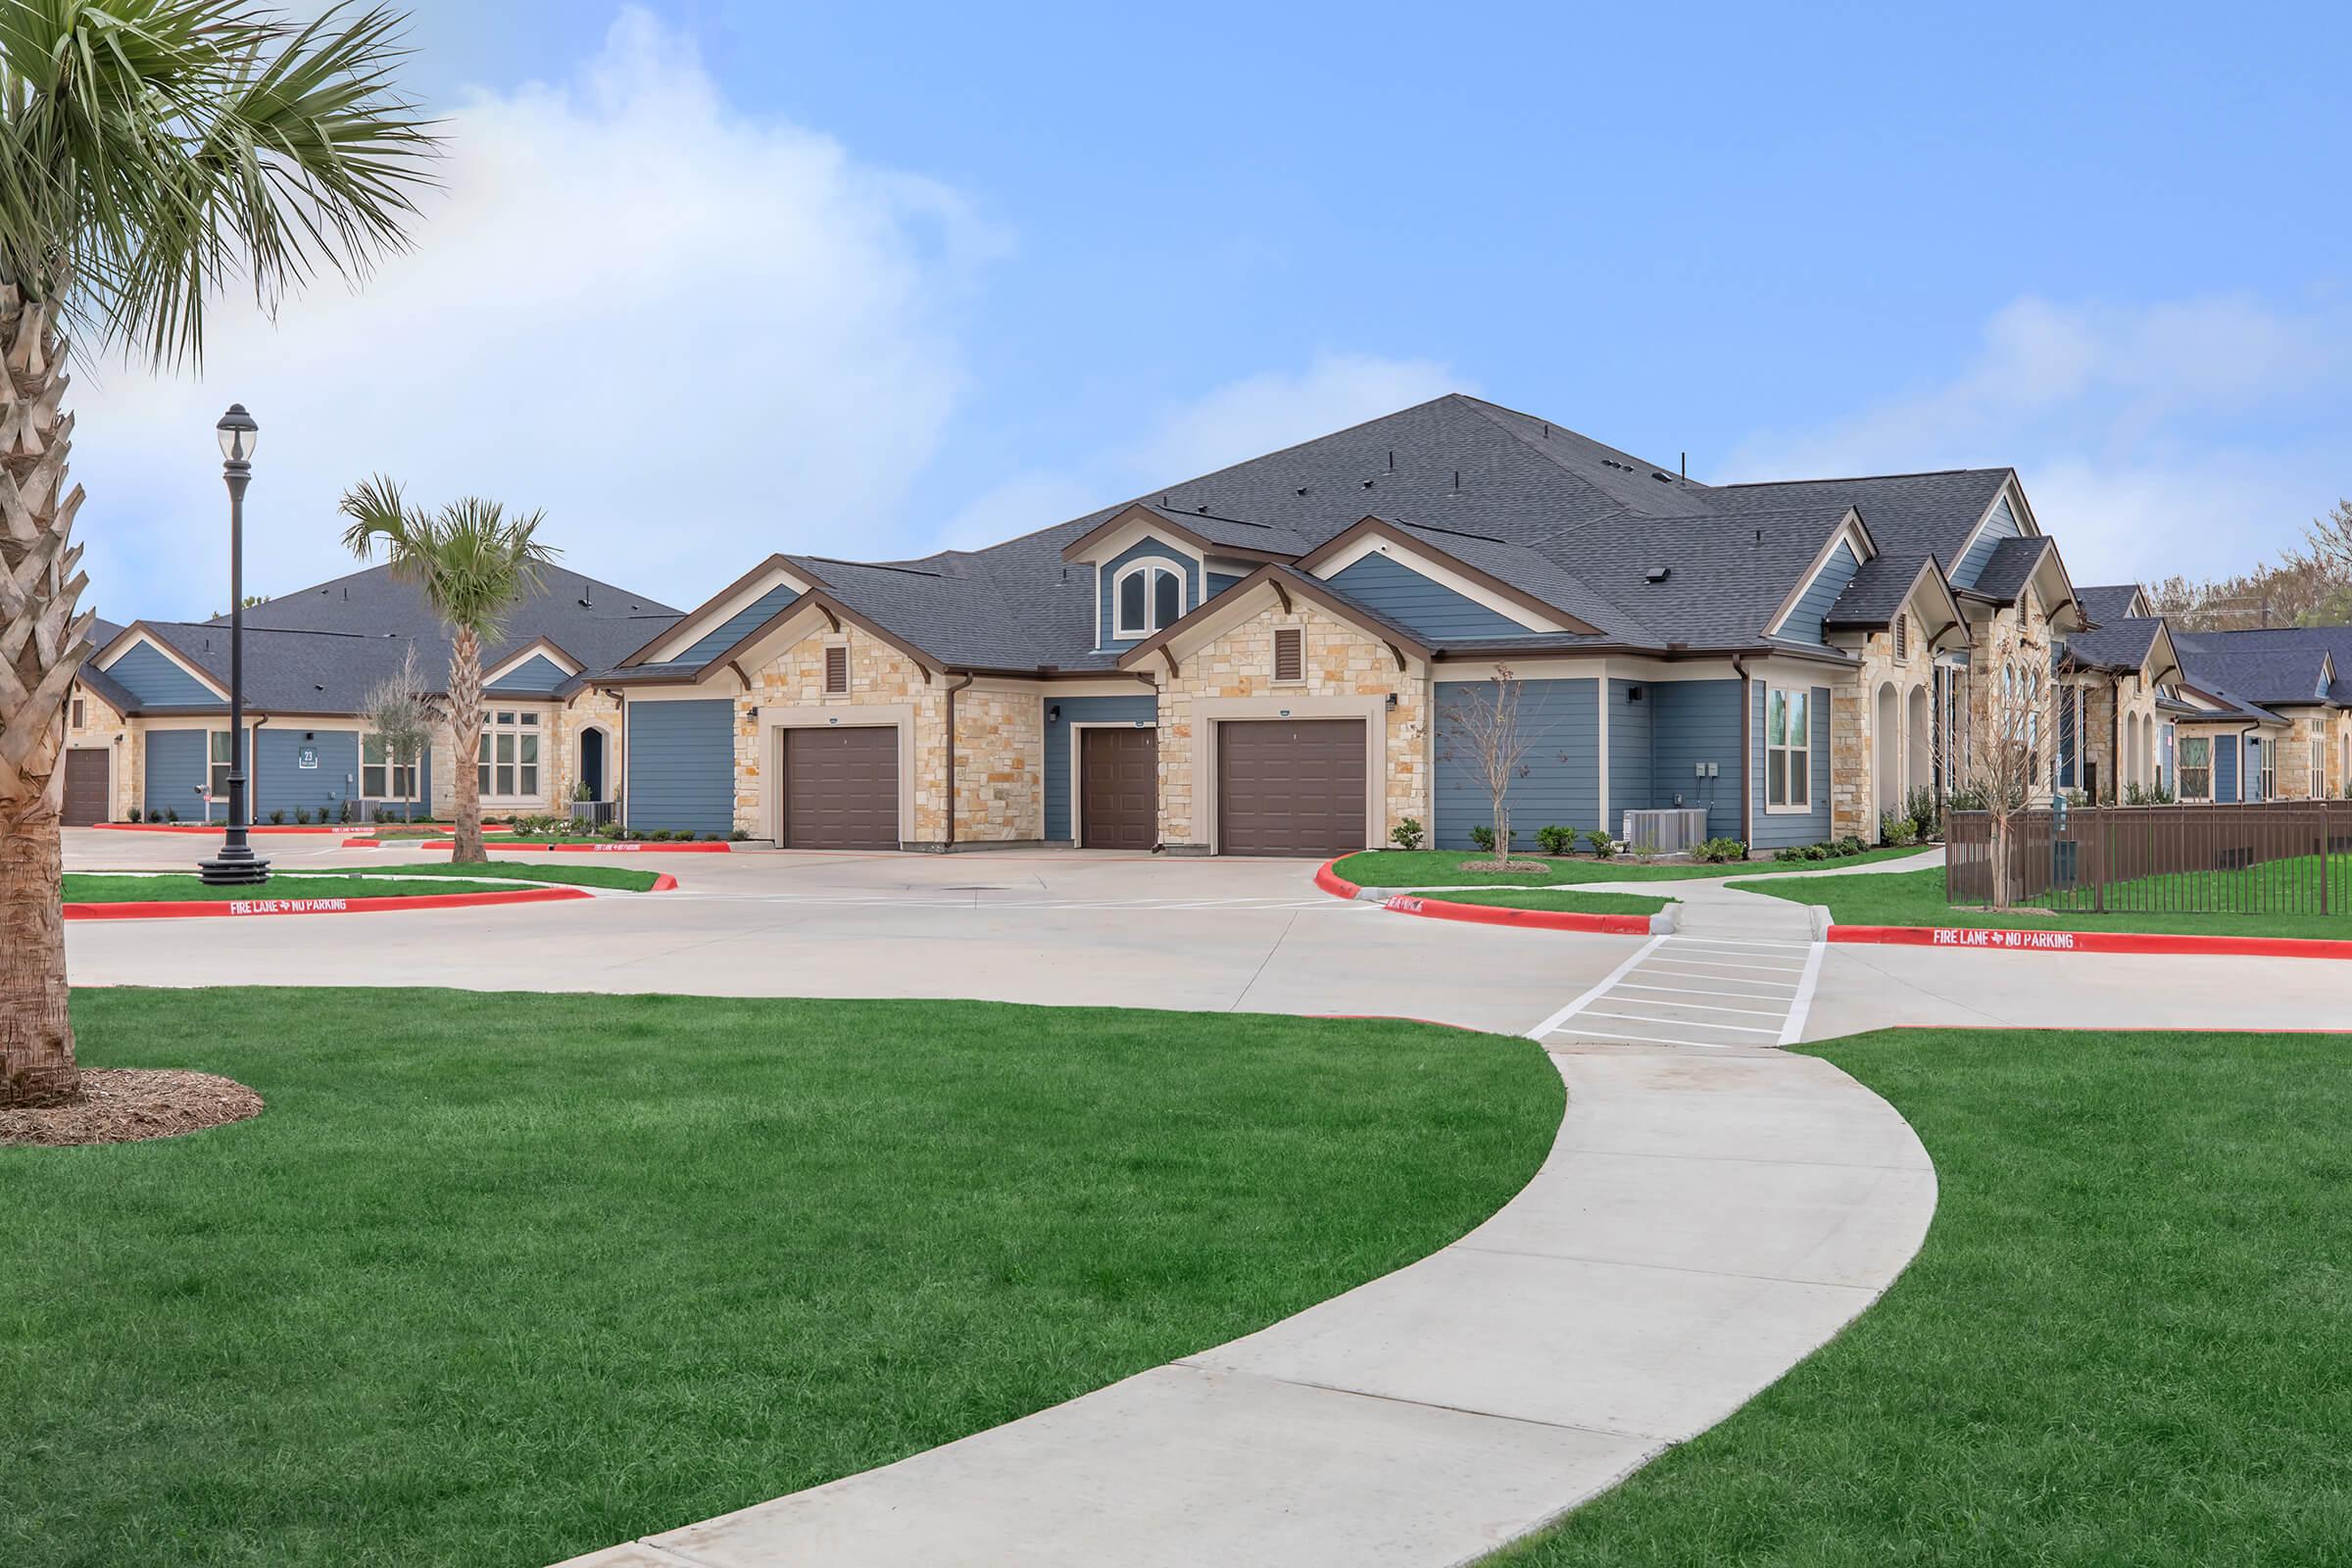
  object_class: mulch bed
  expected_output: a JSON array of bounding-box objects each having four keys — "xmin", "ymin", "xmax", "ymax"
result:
[
  {"xmin": 0, "ymin": 1069, "xmax": 264, "ymax": 1148},
  {"xmin": 1460, "ymin": 859, "xmax": 1553, "ymax": 874}
]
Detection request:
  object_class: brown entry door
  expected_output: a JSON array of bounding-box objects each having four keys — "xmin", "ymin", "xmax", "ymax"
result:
[
  {"xmin": 62, "ymin": 747, "xmax": 110, "ymax": 826},
  {"xmin": 782, "ymin": 727, "xmax": 898, "ymax": 850},
  {"xmin": 1216, "ymin": 719, "xmax": 1366, "ymax": 858},
  {"xmin": 1080, "ymin": 726, "xmax": 1157, "ymax": 849}
]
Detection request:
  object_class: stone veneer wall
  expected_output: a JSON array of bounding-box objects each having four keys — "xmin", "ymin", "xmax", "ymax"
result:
[
  {"xmin": 736, "ymin": 625, "xmax": 953, "ymax": 842},
  {"xmin": 2267, "ymin": 710, "xmax": 2351, "ymax": 801},
  {"xmin": 1154, "ymin": 599, "xmax": 1426, "ymax": 848},
  {"xmin": 952, "ymin": 689, "xmax": 1044, "ymax": 842},
  {"xmin": 1827, "ymin": 621, "xmax": 1938, "ymax": 841}
]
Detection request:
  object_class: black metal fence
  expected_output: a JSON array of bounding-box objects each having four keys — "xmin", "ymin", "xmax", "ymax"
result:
[{"xmin": 1946, "ymin": 803, "xmax": 2352, "ymax": 915}]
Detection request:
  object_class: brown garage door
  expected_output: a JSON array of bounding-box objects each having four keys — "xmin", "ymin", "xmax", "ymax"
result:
[
  {"xmin": 63, "ymin": 748, "xmax": 110, "ymax": 826},
  {"xmin": 783, "ymin": 727, "xmax": 898, "ymax": 850},
  {"xmin": 1080, "ymin": 726, "xmax": 1157, "ymax": 849},
  {"xmin": 1217, "ymin": 719, "xmax": 1366, "ymax": 858}
]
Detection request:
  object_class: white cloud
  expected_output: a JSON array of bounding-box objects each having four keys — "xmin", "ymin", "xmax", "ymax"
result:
[
  {"xmin": 1723, "ymin": 294, "xmax": 2352, "ymax": 587},
  {"xmin": 68, "ymin": 7, "xmax": 1004, "ymax": 621},
  {"xmin": 933, "ymin": 353, "xmax": 1464, "ymax": 553}
]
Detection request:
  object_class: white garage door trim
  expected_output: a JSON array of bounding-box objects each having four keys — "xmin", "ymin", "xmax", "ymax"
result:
[
  {"xmin": 760, "ymin": 704, "xmax": 918, "ymax": 846},
  {"xmin": 1190, "ymin": 694, "xmax": 1388, "ymax": 857}
]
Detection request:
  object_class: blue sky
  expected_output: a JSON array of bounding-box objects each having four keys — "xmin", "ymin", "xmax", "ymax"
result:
[{"xmin": 76, "ymin": 1, "xmax": 2352, "ymax": 620}]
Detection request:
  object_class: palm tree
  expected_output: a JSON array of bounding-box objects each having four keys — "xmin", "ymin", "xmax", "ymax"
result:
[
  {"xmin": 339, "ymin": 479, "xmax": 556, "ymax": 864},
  {"xmin": 0, "ymin": 2, "xmax": 433, "ymax": 1108}
]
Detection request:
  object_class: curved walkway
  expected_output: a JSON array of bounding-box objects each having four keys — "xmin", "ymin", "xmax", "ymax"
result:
[{"xmin": 559, "ymin": 1045, "xmax": 1934, "ymax": 1568}]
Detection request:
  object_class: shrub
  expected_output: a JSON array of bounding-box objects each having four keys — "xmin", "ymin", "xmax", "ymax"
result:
[
  {"xmin": 1835, "ymin": 835, "xmax": 1866, "ymax": 858},
  {"xmin": 163, "ymin": 808, "xmax": 178, "ymax": 823},
  {"xmin": 2122, "ymin": 780, "xmax": 2148, "ymax": 807},
  {"xmin": 1801, "ymin": 842, "xmax": 1831, "ymax": 859},
  {"xmin": 1691, "ymin": 836, "xmax": 1746, "ymax": 863},
  {"xmin": 1389, "ymin": 817, "xmax": 1425, "ymax": 851},
  {"xmin": 728, "ymin": 828, "xmax": 751, "ymax": 842},
  {"xmin": 1581, "ymin": 828, "xmax": 1616, "ymax": 858},
  {"xmin": 1535, "ymin": 824, "xmax": 1577, "ymax": 857},
  {"xmin": 1629, "ymin": 837, "xmax": 1660, "ymax": 864},
  {"xmin": 291, "ymin": 808, "xmax": 310, "ymax": 825},
  {"xmin": 1903, "ymin": 785, "xmax": 1939, "ymax": 839},
  {"xmin": 1469, "ymin": 825, "xmax": 1516, "ymax": 854},
  {"xmin": 268, "ymin": 808, "xmax": 285, "ymax": 825},
  {"xmin": 125, "ymin": 807, "xmax": 142, "ymax": 823},
  {"xmin": 1882, "ymin": 812, "xmax": 1919, "ymax": 848},
  {"xmin": 1774, "ymin": 846, "xmax": 1805, "ymax": 862}
]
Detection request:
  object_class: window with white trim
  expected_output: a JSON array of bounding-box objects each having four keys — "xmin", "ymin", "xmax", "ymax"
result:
[
  {"xmin": 2180, "ymin": 735, "xmax": 2211, "ymax": 802},
  {"xmin": 208, "ymin": 729, "xmax": 234, "ymax": 798},
  {"xmin": 2258, "ymin": 741, "xmax": 2276, "ymax": 802},
  {"xmin": 477, "ymin": 710, "xmax": 541, "ymax": 798},
  {"xmin": 364, "ymin": 734, "xmax": 419, "ymax": 801},
  {"xmin": 1765, "ymin": 687, "xmax": 1810, "ymax": 809},
  {"xmin": 2312, "ymin": 718, "xmax": 2328, "ymax": 799},
  {"xmin": 1112, "ymin": 559, "xmax": 1186, "ymax": 639}
]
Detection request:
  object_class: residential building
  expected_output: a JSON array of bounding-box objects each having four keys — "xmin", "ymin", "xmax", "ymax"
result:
[
  {"xmin": 2166, "ymin": 624, "xmax": 2352, "ymax": 804},
  {"xmin": 62, "ymin": 567, "xmax": 679, "ymax": 826}
]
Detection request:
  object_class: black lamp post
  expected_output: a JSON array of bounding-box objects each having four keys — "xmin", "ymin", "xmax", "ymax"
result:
[{"xmin": 198, "ymin": 404, "xmax": 270, "ymax": 887}]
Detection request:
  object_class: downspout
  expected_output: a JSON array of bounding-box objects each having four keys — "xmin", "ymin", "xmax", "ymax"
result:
[
  {"xmin": 943, "ymin": 671, "xmax": 976, "ymax": 849},
  {"xmin": 1732, "ymin": 655, "xmax": 1752, "ymax": 848}
]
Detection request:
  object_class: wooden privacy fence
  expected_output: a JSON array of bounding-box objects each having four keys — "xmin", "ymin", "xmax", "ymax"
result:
[{"xmin": 1946, "ymin": 803, "xmax": 2352, "ymax": 915}]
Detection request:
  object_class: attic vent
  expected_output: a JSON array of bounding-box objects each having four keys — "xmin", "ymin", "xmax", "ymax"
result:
[
  {"xmin": 824, "ymin": 644, "xmax": 849, "ymax": 695},
  {"xmin": 1650, "ymin": 470, "xmax": 1673, "ymax": 483},
  {"xmin": 1273, "ymin": 626, "xmax": 1303, "ymax": 683},
  {"xmin": 1894, "ymin": 615, "xmax": 1910, "ymax": 662},
  {"xmin": 1644, "ymin": 566, "xmax": 1671, "ymax": 583}
]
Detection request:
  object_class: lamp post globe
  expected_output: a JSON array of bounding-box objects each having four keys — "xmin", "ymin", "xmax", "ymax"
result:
[{"xmin": 198, "ymin": 404, "xmax": 270, "ymax": 887}]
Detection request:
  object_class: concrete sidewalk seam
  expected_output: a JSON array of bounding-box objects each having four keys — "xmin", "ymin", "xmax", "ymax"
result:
[
  {"xmin": 1448, "ymin": 1241, "xmax": 1885, "ymax": 1295},
  {"xmin": 1167, "ymin": 1359, "xmax": 1672, "ymax": 1446}
]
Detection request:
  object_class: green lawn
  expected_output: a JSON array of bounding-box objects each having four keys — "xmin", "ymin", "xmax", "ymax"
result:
[
  {"xmin": 1394, "ymin": 888, "xmax": 1674, "ymax": 916},
  {"xmin": 62, "ymin": 873, "xmax": 518, "ymax": 903},
  {"xmin": 1492, "ymin": 1028, "xmax": 2352, "ymax": 1566},
  {"xmin": 364, "ymin": 860, "xmax": 662, "ymax": 893},
  {"xmin": 1335, "ymin": 846, "xmax": 1927, "ymax": 888},
  {"xmin": 1, "ymin": 990, "xmax": 1559, "ymax": 1568},
  {"xmin": 1739, "ymin": 864, "xmax": 2352, "ymax": 941},
  {"xmin": 61, "ymin": 862, "xmax": 662, "ymax": 902}
]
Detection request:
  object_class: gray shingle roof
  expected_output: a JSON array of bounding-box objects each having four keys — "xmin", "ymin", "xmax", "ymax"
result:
[
  {"xmin": 2077, "ymin": 583, "xmax": 2144, "ymax": 626},
  {"xmin": 1965, "ymin": 535, "xmax": 2052, "ymax": 603},
  {"xmin": 2064, "ymin": 614, "xmax": 2164, "ymax": 672},
  {"xmin": 103, "ymin": 564, "xmax": 681, "ymax": 714},
  {"xmin": 1713, "ymin": 467, "xmax": 2014, "ymax": 626},
  {"xmin": 2172, "ymin": 640, "xmax": 2342, "ymax": 708},
  {"xmin": 2176, "ymin": 625, "xmax": 2352, "ymax": 705}
]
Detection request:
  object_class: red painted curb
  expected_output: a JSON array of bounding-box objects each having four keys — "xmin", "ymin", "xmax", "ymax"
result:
[
  {"xmin": 63, "ymin": 885, "xmax": 594, "ymax": 921},
  {"xmin": 96, "ymin": 821, "xmax": 513, "ymax": 837},
  {"xmin": 1828, "ymin": 923, "xmax": 2352, "ymax": 961},
  {"xmin": 1313, "ymin": 858, "xmax": 1362, "ymax": 900},
  {"xmin": 650, "ymin": 872, "xmax": 679, "ymax": 892},
  {"xmin": 395, "ymin": 839, "xmax": 734, "ymax": 854},
  {"xmin": 1380, "ymin": 892, "xmax": 1656, "ymax": 936}
]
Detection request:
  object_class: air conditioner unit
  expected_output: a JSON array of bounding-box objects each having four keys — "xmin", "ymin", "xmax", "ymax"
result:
[{"xmin": 1621, "ymin": 807, "xmax": 1712, "ymax": 856}]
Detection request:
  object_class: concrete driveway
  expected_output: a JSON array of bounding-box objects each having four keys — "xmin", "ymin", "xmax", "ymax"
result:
[{"xmin": 60, "ymin": 831, "xmax": 1638, "ymax": 1034}]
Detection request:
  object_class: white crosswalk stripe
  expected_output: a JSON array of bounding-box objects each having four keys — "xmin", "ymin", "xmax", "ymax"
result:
[{"xmin": 1528, "ymin": 934, "xmax": 1826, "ymax": 1050}]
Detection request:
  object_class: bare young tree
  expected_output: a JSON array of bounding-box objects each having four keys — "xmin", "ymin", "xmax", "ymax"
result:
[
  {"xmin": 1950, "ymin": 632, "xmax": 2059, "ymax": 909},
  {"xmin": 360, "ymin": 648, "xmax": 433, "ymax": 825},
  {"xmin": 1439, "ymin": 665, "xmax": 1544, "ymax": 870}
]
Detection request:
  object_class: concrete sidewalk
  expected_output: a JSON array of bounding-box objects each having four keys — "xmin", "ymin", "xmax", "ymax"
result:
[{"xmin": 556, "ymin": 1047, "xmax": 1935, "ymax": 1568}]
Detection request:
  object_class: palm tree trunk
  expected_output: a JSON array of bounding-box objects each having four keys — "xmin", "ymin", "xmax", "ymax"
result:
[
  {"xmin": 0, "ymin": 284, "xmax": 94, "ymax": 1106},
  {"xmin": 450, "ymin": 625, "xmax": 485, "ymax": 864}
]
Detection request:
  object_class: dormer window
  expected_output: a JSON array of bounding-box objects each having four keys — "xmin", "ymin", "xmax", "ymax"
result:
[{"xmin": 1113, "ymin": 559, "xmax": 1186, "ymax": 639}]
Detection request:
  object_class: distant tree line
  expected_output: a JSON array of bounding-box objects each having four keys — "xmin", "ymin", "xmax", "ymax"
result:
[{"xmin": 2149, "ymin": 500, "xmax": 2352, "ymax": 629}]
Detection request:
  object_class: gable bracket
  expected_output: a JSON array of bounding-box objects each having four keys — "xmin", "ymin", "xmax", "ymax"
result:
[
  {"xmin": 818, "ymin": 605, "xmax": 841, "ymax": 633},
  {"xmin": 1271, "ymin": 579, "xmax": 1292, "ymax": 613},
  {"xmin": 1159, "ymin": 646, "xmax": 1180, "ymax": 679},
  {"xmin": 727, "ymin": 660, "xmax": 753, "ymax": 693},
  {"xmin": 1386, "ymin": 641, "xmax": 1407, "ymax": 672}
]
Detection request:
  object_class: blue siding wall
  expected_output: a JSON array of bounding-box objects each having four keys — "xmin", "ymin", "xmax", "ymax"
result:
[
  {"xmin": 1606, "ymin": 679, "xmax": 1650, "ymax": 832},
  {"xmin": 2216, "ymin": 734, "xmax": 2239, "ymax": 803},
  {"xmin": 107, "ymin": 641, "xmax": 217, "ymax": 706},
  {"xmin": 252, "ymin": 727, "xmax": 360, "ymax": 820},
  {"xmin": 1323, "ymin": 553, "xmax": 1528, "ymax": 642},
  {"xmin": 672, "ymin": 583, "xmax": 802, "ymax": 667},
  {"xmin": 144, "ymin": 728, "xmax": 220, "ymax": 820},
  {"xmin": 1205, "ymin": 570, "xmax": 1245, "ymax": 601},
  {"xmin": 1777, "ymin": 541, "xmax": 1860, "ymax": 646},
  {"xmin": 487, "ymin": 653, "xmax": 569, "ymax": 695},
  {"xmin": 625, "ymin": 699, "xmax": 736, "ymax": 835},
  {"xmin": 1434, "ymin": 678, "xmax": 1597, "ymax": 850},
  {"xmin": 1749, "ymin": 682, "xmax": 1832, "ymax": 850},
  {"xmin": 1948, "ymin": 496, "xmax": 2023, "ymax": 590},
  {"xmin": 1042, "ymin": 695, "xmax": 1159, "ymax": 841},
  {"xmin": 1645, "ymin": 679, "xmax": 1743, "ymax": 838}
]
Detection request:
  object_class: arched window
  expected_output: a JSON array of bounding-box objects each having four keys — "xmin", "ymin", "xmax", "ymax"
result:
[{"xmin": 1112, "ymin": 558, "xmax": 1187, "ymax": 639}]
